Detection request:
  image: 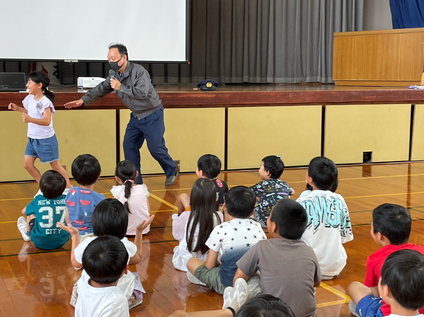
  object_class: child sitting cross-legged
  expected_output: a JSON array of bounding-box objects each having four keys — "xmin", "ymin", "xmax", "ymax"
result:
[
  {"xmin": 186, "ymin": 186, "xmax": 267, "ymax": 294},
  {"xmin": 58, "ymin": 199, "xmax": 154, "ymax": 310},
  {"xmin": 348, "ymin": 203, "xmax": 424, "ymax": 317},
  {"xmin": 250, "ymin": 155, "xmax": 293, "ymax": 227},
  {"xmin": 296, "ymin": 156, "xmax": 353, "ymax": 279},
  {"xmin": 350, "ymin": 249, "xmax": 424, "ymax": 317},
  {"xmin": 66, "ymin": 154, "xmax": 105, "ymax": 238},
  {"xmin": 172, "ymin": 178, "xmax": 223, "ymax": 274},
  {"xmin": 17, "ymin": 170, "xmax": 70, "ymax": 249},
  {"xmin": 111, "ymin": 160, "xmax": 151, "ymax": 235},
  {"xmin": 232, "ymin": 199, "xmax": 321, "ymax": 317},
  {"xmin": 75, "ymin": 235, "xmax": 129, "ymax": 317},
  {"xmin": 173, "ymin": 154, "xmax": 228, "ymax": 241}
]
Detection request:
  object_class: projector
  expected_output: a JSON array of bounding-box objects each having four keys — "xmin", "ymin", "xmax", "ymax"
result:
[{"xmin": 77, "ymin": 77, "xmax": 105, "ymax": 89}]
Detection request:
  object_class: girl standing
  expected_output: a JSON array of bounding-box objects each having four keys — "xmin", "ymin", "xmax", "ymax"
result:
[{"xmin": 8, "ymin": 71, "xmax": 70, "ymax": 187}]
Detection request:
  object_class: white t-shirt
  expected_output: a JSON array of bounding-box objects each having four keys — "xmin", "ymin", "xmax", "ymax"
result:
[
  {"xmin": 296, "ymin": 190, "xmax": 354, "ymax": 276},
  {"xmin": 206, "ymin": 218, "xmax": 267, "ymax": 286},
  {"xmin": 75, "ymin": 275, "xmax": 129, "ymax": 317},
  {"xmin": 172, "ymin": 211, "xmax": 223, "ymax": 271},
  {"xmin": 74, "ymin": 236, "xmax": 137, "ymax": 298},
  {"xmin": 22, "ymin": 95, "xmax": 55, "ymax": 139},
  {"xmin": 111, "ymin": 184, "xmax": 150, "ymax": 235}
]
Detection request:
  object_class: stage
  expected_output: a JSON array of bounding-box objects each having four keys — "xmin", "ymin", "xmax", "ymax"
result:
[
  {"xmin": 1, "ymin": 83, "xmax": 424, "ymax": 182},
  {"xmin": 3, "ymin": 83, "xmax": 424, "ymax": 109}
]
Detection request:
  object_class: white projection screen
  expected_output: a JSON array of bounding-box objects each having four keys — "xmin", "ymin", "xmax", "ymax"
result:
[{"xmin": 1, "ymin": 0, "xmax": 188, "ymax": 62}]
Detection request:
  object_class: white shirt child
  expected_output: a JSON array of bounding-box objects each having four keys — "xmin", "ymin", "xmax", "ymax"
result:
[
  {"xmin": 75, "ymin": 274, "xmax": 129, "ymax": 317},
  {"xmin": 74, "ymin": 236, "xmax": 139, "ymax": 298},
  {"xmin": 296, "ymin": 190, "xmax": 353, "ymax": 276},
  {"xmin": 23, "ymin": 95, "xmax": 55, "ymax": 139},
  {"xmin": 206, "ymin": 218, "xmax": 267, "ymax": 287}
]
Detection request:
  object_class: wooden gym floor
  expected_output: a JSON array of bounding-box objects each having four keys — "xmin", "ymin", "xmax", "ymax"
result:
[{"xmin": 1, "ymin": 162, "xmax": 424, "ymax": 316}]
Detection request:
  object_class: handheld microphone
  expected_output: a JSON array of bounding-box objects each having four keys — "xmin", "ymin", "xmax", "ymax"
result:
[{"xmin": 109, "ymin": 69, "xmax": 116, "ymax": 79}]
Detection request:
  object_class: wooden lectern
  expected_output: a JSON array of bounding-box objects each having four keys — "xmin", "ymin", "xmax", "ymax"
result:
[{"xmin": 333, "ymin": 28, "xmax": 424, "ymax": 86}]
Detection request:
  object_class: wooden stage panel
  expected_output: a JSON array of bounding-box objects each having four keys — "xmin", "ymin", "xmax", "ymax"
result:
[
  {"xmin": 227, "ymin": 106, "xmax": 322, "ymax": 169},
  {"xmin": 0, "ymin": 109, "xmax": 116, "ymax": 182},
  {"xmin": 2, "ymin": 84, "xmax": 424, "ymax": 181},
  {"xmin": 119, "ymin": 108, "xmax": 225, "ymax": 175},
  {"xmin": 325, "ymin": 104, "xmax": 411, "ymax": 164}
]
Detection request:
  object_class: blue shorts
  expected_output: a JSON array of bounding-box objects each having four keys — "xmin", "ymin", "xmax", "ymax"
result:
[
  {"xmin": 25, "ymin": 135, "xmax": 59, "ymax": 163},
  {"xmin": 356, "ymin": 294, "xmax": 384, "ymax": 317}
]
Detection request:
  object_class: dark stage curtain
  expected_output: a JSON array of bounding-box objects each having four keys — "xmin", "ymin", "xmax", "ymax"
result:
[
  {"xmin": 1, "ymin": 0, "xmax": 364, "ymax": 85},
  {"xmin": 390, "ymin": 0, "xmax": 424, "ymax": 29}
]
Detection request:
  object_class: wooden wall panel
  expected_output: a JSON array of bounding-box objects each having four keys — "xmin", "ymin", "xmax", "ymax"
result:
[
  {"xmin": 0, "ymin": 110, "xmax": 116, "ymax": 182},
  {"xmin": 333, "ymin": 28, "xmax": 424, "ymax": 86},
  {"xmin": 325, "ymin": 104, "xmax": 411, "ymax": 163},
  {"xmin": 119, "ymin": 108, "xmax": 225, "ymax": 175},
  {"xmin": 227, "ymin": 106, "xmax": 322, "ymax": 169}
]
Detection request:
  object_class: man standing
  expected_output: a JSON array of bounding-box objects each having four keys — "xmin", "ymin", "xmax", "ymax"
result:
[{"xmin": 64, "ymin": 44, "xmax": 178, "ymax": 186}]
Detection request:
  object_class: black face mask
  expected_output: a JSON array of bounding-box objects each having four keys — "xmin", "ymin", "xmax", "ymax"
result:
[{"xmin": 109, "ymin": 56, "xmax": 124, "ymax": 72}]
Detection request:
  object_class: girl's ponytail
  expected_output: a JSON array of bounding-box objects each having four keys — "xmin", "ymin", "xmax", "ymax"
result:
[
  {"xmin": 28, "ymin": 71, "xmax": 55, "ymax": 102},
  {"xmin": 123, "ymin": 179, "xmax": 134, "ymax": 213},
  {"xmin": 115, "ymin": 160, "xmax": 137, "ymax": 214},
  {"xmin": 43, "ymin": 87, "xmax": 55, "ymax": 102}
]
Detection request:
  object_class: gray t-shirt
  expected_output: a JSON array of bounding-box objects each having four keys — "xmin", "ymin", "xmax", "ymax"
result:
[{"xmin": 237, "ymin": 238, "xmax": 321, "ymax": 317}]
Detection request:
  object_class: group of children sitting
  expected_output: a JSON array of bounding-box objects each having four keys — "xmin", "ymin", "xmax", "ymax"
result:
[
  {"xmin": 16, "ymin": 151, "xmax": 424, "ymax": 317},
  {"xmin": 17, "ymin": 153, "xmax": 152, "ymax": 316}
]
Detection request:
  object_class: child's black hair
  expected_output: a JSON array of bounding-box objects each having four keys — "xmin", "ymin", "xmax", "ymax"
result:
[
  {"xmin": 372, "ymin": 203, "xmax": 411, "ymax": 245},
  {"xmin": 380, "ymin": 249, "xmax": 424, "ymax": 310},
  {"xmin": 28, "ymin": 71, "xmax": 55, "ymax": 102},
  {"xmin": 186, "ymin": 178, "xmax": 222, "ymax": 254},
  {"xmin": 71, "ymin": 154, "xmax": 101, "ymax": 186},
  {"xmin": 82, "ymin": 235, "xmax": 128, "ymax": 285},
  {"xmin": 236, "ymin": 294, "xmax": 295, "ymax": 317},
  {"xmin": 307, "ymin": 156, "xmax": 338, "ymax": 191},
  {"xmin": 270, "ymin": 199, "xmax": 307, "ymax": 240},
  {"xmin": 39, "ymin": 170, "xmax": 66, "ymax": 199},
  {"xmin": 225, "ymin": 186, "xmax": 256, "ymax": 218},
  {"xmin": 115, "ymin": 160, "xmax": 137, "ymax": 214},
  {"xmin": 262, "ymin": 155, "xmax": 284, "ymax": 179},
  {"xmin": 92, "ymin": 199, "xmax": 128, "ymax": 239},
  {"xmin": 197, "ymin": 154, "xmax": 222, "ymax": 179}
]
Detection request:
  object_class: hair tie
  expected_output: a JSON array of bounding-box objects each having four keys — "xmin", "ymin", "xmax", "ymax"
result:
[
  {"xmin": 124, "ymin": 197, "xmax": 129, "ymax": 203},
  {"xmin": 124, "ymin": 179, "xmax": 134, "ymax": 184},
  {"xmin": 276, "ymin": 155, "xmax": 281, "ymax": 158}
]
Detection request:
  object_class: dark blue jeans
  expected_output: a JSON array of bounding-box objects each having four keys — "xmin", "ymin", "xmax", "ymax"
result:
[{"xmin": 123, "ymin": 107, "xmax": 176, "ymax": 184}]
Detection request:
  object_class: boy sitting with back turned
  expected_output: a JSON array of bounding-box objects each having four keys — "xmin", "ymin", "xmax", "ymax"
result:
[
  {"xmin": 348, "ymin": 203, "xmax": 424, "ymax": 317},
  {"xmin": 296, "ymin": 156, "xmax": 353, "ymax": 279},
  {"xmin": 75, "ymin": 235, "xmax": 129, "ymax": 317},
  {"xmin": 66, "ymin": 154, "xmax": 105, "ymax": 237},
  {"xmin": 233, "ymin": 199, "xmax": 321, "ymax": 317},
  {"xmin": 250, "ymin": 155, "xmax": 293, "ymax": 227},
  {"xmin": 173, "ymin": 154, "xmax": 228, "ymax": 241},
  {"xmin": 186, "ymin": 186, "xmax": 266, "ymax": 294},
  {"xmin": 17, "ymin": 170, "xmax": 70, "ymax": 250}
]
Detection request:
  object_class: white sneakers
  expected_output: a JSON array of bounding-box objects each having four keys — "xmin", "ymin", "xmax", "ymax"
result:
[
  {"xmin": 222, "ymin": 278, "xmax": 249, "ymax": 312},
  {"xmin": 17, "ymin": 216, "xmax": 30, "ymax": 241}
]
